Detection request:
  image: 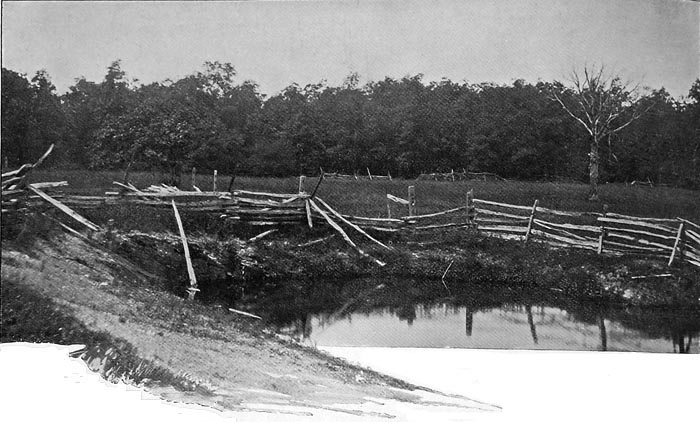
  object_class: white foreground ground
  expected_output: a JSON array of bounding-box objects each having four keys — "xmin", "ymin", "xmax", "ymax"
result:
[{"xmin": 1, "ymin": 343, "xmax": 697, "ymax": 421}]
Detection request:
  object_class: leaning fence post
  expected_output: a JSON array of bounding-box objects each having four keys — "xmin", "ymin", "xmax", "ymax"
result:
[
  {"xmin": 298, "ymin": 175, "xmax": 306, "ymax": 193},
  {"xmin": 172, "ymin": 200, "xmax": 198, "ymax": 300},
  {"xmin": 367, "ymin": 167, "xmax": 373, "ymax": 180},
  {"xmin": 668, "ymin": 222, "xmax": 685, "ymax": 266},
  {"xmin": 524, "ymin": 199, "xmax": 539, "ymax": 242},
  {"xmin": 213, "ymin": 170, "xmax": 217, "ymax": 192},
  {"xmin": 408, "ymin": 185, "xmax": 416, "ymax": 217},
  {"xmin": 386, "ymin": 193, "xmax": 392, "ymax": 219},
  {"xmin": 598, "ymin": 204, "xmax": 608, "ymax": 254}
]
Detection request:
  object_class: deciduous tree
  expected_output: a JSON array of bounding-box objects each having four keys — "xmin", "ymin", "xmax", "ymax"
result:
[{"xmin": 552, "ymin": 66, "xmax": 653, "ymax": 200}]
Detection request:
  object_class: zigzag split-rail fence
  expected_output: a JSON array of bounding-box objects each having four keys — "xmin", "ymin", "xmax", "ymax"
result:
[{"xmin": 3, "ymin": 146, "xmax": 700, "ymax": 297}]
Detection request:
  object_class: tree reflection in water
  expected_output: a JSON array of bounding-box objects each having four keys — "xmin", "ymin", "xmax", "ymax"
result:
[{"xmin": 262, "ymin": 278, "xmax": 699, "ymax": 353}]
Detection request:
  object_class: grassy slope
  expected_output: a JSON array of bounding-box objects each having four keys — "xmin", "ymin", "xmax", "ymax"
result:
[{"xmin": 4, "ymin": 232, "xmax": 486, "ymax": 416}]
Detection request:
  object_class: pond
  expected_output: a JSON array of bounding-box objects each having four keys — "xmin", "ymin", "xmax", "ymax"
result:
[
  {"xmin": 279, "ymin": 303, "xmax": 696, "ymax": 353},
  {"xmin": 255, "ymin": 278, "xmax": 699, "ymax": 354}
]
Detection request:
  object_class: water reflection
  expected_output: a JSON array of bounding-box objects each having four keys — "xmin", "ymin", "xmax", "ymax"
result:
[
  {"xmin": 255, "ymin": 277, "xmax": 699, "ymax": 354},
  {"xmin": 280, "ymin": 303, "xmax": 698, "ymax": 353}
]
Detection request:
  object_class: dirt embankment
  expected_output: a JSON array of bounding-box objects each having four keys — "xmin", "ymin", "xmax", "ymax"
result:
[{"xmin": 1, "ymin": 230, "xmax": 498, "ymax": 417}]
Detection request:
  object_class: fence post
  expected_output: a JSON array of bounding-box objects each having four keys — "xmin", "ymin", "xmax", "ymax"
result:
[
  {"xmin": 367, "ymin": 167, "xmax": 373, "ymax": 180},
  {"xmin": 524, "ymin": 199, "xmax": 539, "ymax": 242},
  {"xmin": 386, "ymin": 193, "xmax": 392, "ymax": 219},
  {"xmin": 298, "ymin": 175, "xmax": 306, "ymax": 193},
  {"xmin": 466, "ymin": 189, "xmax": 474, "ymax": 227},
  {"xmin": 191, "ymin": 167, "xmax": 196, "ymax": 190},
  {"xmin": 668, "ymin": 222, "xmax": 685, "ymax": 266},
  {"xmin": 388, "ymin": 171, "xmax": 392, "ymax": 181},
  {"xmin": 213, "ymin": 170, "xmax": 217, "ymax": 192},
  {"xmin": 598, "ymin": 204, "xmax": 608, "ymax": 254},
  {"xmin": 408, "ymin": 185, "xmax": 416, "ymax": 217}
]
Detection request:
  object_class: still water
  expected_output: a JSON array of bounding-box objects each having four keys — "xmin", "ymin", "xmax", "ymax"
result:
[
  {"xmin": 257, "ymin": 276, "xmax": 699, "ymax": 354},
  {"xmin": 281, "ymin": 303, "xmax": 697, "ymax": 353}
]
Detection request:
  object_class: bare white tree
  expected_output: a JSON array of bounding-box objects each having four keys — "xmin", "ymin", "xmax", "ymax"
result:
[{"xmin": 553, "ymin": 65, "xmax": 653, "ymax": 200}]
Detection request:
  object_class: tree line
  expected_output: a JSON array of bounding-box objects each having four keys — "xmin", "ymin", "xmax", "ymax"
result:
[{"xmin": 2, "ymin": 60, "xmax": 699, "ymax": 190}]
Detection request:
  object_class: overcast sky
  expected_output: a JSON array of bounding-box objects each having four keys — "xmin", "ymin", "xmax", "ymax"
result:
[{"xmin": 2, "ymin": 0, "xmax": 698, "ymax": 98}]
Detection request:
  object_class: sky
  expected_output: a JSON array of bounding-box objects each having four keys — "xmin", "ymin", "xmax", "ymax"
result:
[{"xmin": 1, "ymin": 0, "xmax": 699, "ymax": 98}]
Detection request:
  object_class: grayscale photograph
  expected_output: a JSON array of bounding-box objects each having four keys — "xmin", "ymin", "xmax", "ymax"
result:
[{"xmin": 1, "ymin": 1, "xmax": 698, "ymax": 420}]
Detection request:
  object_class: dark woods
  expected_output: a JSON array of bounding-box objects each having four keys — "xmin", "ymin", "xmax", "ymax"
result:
[{"xmin": 2, "ymin": 61, "xmax": 699, "ymax": 189}]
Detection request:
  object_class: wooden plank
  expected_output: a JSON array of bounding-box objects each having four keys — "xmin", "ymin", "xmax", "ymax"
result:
[
  {"xmin": 473, "ymin": 199, "xmax": 533, "ymax": 211},
  {"xmin": 685, "ymin": 229, "xmax": 700, "ymax": 244},
  {"xmin": 340, "ymin": 214, "xmax": 403, "ymax": 223},
  {"xmin": 27, "ymin": 186, "xmax": 101, "ymax": 231},
  {"xmin": 2, "ymin": 177, "xmax": 24, "ymax": 189},
  {"xmin": 606, "ymin": 212, "xmax": 678, "ymax": 223},
  {"xmin": 475, "ymin": 217, "xmax": 528, "ymax": 225},
  {"xmin": 32, "ymin": 143, "xmax": 55, "ymax": 168},
  {"xmin": 2, "ymin": 164, "xmax": 33, "ymax": 180},
  {"xmin": 301, "ymin": 199, "xmax": 312, "ymax": 228},
  {"xmin": 172, "ymin": 200, "xmax": 198, "ymax": 300},
  {"xmin": 29, "ymin": 181, "xmax": 69, "ymax": 189},
  {"xmin": 532, "ymin": 230, "xmax": 599, "ymax": 249},
  {"xmin": 361, "ymin": 226, "xmax": 400, "ymax": 233},
  {"xmin": 308, "ymin": 199, "xmax": 386, "ymax": 266},
  {"xmin": 297, "ymin": 234, "xmax": 335, "ymax": 247},
  {"xmin": 605, "ymin": 226, "xmax": 676, "ymax": 241},
  {"xmin": 479, "ymin": 225, "xmax": 528, "ymax": 234},
  {"xmin": 533, "ymin": 220, "xmax": 591, "ymax": 241},
  {"xmin": 597, "ymin": 217, "xmax": 677, "ymax": 234},
  {"xmin": 475, "ymin": 208, "xmax": 530, "ymax": 220},
  {"xmin": 466, "ymin": 189, "xmax": 474, "ymax": 226},
  {"xmin": 235, "ymin": 189, "xmax": 306, "ymax": 199},
  {"xmin": 605, "ymin": 233, "xmax": 673, "ymax": 251},
  {"xmin": 533, "ymin": 218, "xmax": 600, "ymax": 233},
  {"xmin": 678, "ymin": 219, "xmax": 700, "ymax": 233},
  {"xmin": 524, "ymin": 199, "xmax": 539, "ymax": 242},
  {"xmin": 682, "ymin": 242, "xmax": 700, "ymax": 257},
  {"xmin": 534, "ymin": 205, "xmax": 597, "ymax": 218},
  {"xmin": 604, "ymin": 240, "xmax": 667, "ymax": 253},
  {"xmin": 401, "ymin": 206, "xmax": 468, "ymax": 221},
  {"xmin": 309, "ymin": 172, "xmax": 325, "ymax": 199},
  {"xmin": 228, "ymin": 308, "xmax": 262, "ymax": 320},
  {"xmin": 668, "ymin": 222, "xmax": 684, "ymax": 266},
  {"xmin": 315, "ymin": 197, "xmax": 393, "ymax": 251},
  {"xmin": 681, "ymin": 248, "xmax": 700, "ymax": 263},
  {"xmin": 387, "ymin": 194, "xmax": 409, "ymax": 205},
  {"xmin": 598, "ymin": 205, "xmax": 608, "ymax": 254},
  {"xmin": 248, "ymin": 229, "xmax": 277, "ymax": 243},
  {"xmin": 414, "ymin": 222, "xmax": 471, "ymax": 230}
]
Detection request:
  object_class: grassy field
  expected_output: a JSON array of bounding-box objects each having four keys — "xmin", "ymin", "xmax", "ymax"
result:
[{"xmin": 28, "ymin": 169, "xmax": 700, "ymax": 221}]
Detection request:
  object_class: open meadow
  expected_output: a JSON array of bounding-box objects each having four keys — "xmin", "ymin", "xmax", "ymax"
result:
[{"xmin": 27, "ymin": 169, "xmax": 700, "ymax": 222}]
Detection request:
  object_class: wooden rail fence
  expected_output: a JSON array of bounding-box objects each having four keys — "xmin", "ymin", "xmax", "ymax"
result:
[{"xmin": 3, "ymin": 147, "xmax": 699, "ymax": 269}]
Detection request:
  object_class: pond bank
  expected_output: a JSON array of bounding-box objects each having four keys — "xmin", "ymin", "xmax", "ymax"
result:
[{"xmin": 1, "ymin": 230, "xmax": 499, "ymax": 418}]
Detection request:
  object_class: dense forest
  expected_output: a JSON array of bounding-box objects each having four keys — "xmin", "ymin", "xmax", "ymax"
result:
[{"xmin": 2, "ymin": 61, "xmax": 699, "ymax": 189}]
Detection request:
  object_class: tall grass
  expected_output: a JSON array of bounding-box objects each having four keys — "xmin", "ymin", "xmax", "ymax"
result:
[{"xmin": 28, "ymin": 169, "xmax": 700, "ymax": 222}]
